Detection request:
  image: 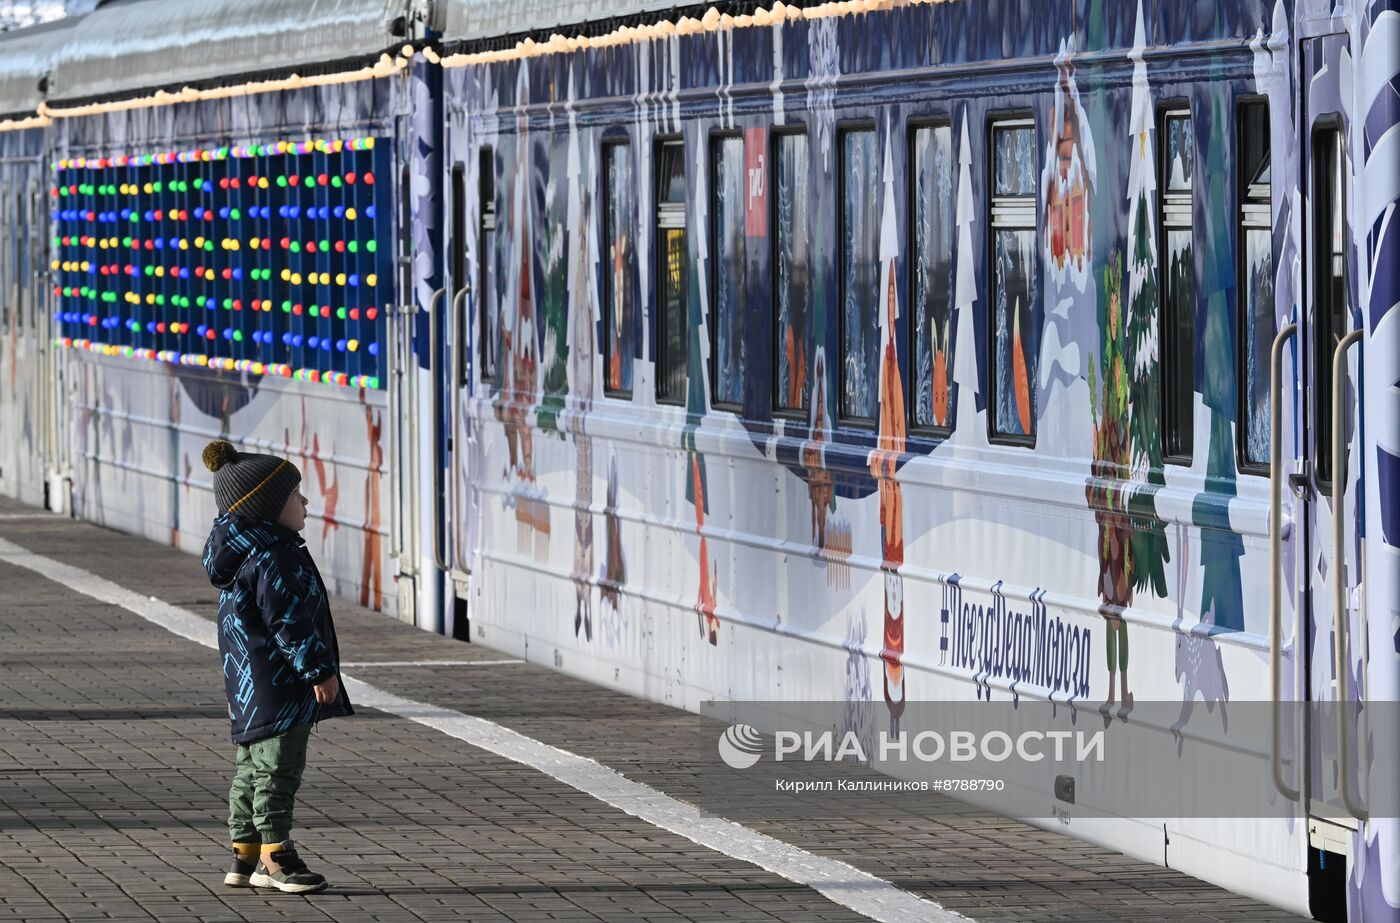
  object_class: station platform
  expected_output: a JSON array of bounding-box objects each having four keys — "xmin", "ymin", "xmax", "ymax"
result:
[{"xmin": 0, "ymin": 495, "xmax": 1301, "ymax": 923}]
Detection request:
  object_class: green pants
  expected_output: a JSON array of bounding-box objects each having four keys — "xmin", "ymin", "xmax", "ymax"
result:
[{"xmin": 228, "ymin": 725, "xmax": 311, "ymax": 844}]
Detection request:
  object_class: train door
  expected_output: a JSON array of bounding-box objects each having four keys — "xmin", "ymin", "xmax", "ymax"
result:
[
  {"xmin": 388, "ymin": 150, "xmax": 423, "ymax": 625},
  {"xmin": 1292, "ymin": 32, "xmax": 1365, "ymax": 917},
  {"xmin": 0, "ymin": 161, "xmax": 55, "ymax": 509},
  {"xmin": 437, "ymin": 156, "xmax": 476, "ymax": 639}
]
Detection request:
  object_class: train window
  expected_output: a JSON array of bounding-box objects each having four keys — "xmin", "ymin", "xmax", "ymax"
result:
[
  {"xmin": 603, "ymin": 141, "xmax": 636, "ymax": 398},
  {"xmin": 1313, "ymin": 125, "xmax": 1347, "ymax": 485},
  {"xmin": 711, "ymin": 135, "xmax": 746, "ymax": 411},
  {"xmin": 656, "ymin": 139, "xmax": 687, "ymax": 406},
  {"xmin": 477, "ymin": 147, "xmax": 498, "ymax": 384},
  {"xmin": 450, "ymin": 163, "xmax": 468, "ymax": 387},
  {"xmin": 1160, "ymin": 109, "xmax": 1195, "ymax": 463},
  {"xmin": 839, "ymin": 126, "xmax": 879, "ymax": 422},
  {"xmin": 909, "ymin": 121, "xmax": 955, "ymax": 434},
  {"xmin": 774, "ymin": 131, "xmax": 811, "ymax": 415},
  {"xmin": 1238, "ymin": 100, "xmax": 1273, "ymax": 470},
  {"xmin": 989, "ymin": 118, "xmax": 1038, "ymax": 444}
]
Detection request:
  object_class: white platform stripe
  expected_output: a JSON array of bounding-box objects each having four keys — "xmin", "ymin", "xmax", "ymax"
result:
[{"xmin": 0, "ymin": 535, "xmax": 969, "ymax": 923}]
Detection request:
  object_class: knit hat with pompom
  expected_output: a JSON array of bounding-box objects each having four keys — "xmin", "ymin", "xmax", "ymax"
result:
[{"xmin": 202, "ymin": 439, "xmax": 301, "ymax": 523}]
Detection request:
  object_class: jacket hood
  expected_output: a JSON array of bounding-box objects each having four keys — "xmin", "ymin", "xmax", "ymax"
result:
[{"xmin": 202, "ymin": 514, "xmax": 301, "ymax": 590}]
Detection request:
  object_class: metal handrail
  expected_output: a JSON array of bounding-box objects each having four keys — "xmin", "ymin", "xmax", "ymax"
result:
[
  {"xmin": 427, "ymin": 286, "xmax": 450, "ymax": 573},
  {"xmin": 1332, "ymin": 328, "xmax": 1367, "ymax": 821},
  {"xmin": 449, "ymin": 286, "xmax": 471, "ymax": 574},
  {"xmin": 1269, "ymin": 323, "xmax": 1300, "ymax": 802}
]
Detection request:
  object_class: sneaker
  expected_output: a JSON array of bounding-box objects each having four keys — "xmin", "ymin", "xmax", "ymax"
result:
[
  {"xmin": 223, "ymin": 848, "xmax": 256, "ymax": 888},
  {"xmin": 248, "ymin": 841, "xmax": 328, "ymax": 894}
]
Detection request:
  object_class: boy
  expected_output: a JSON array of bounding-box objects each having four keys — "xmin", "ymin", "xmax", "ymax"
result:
[{"xmin": 200, "ymin": 439, "xmax": 353, "ymax": 894}]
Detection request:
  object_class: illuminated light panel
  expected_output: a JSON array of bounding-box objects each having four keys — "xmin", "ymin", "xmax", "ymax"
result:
[{"xmin": 51, "ymin": 135, "xmax": 393, "ymax": 392}]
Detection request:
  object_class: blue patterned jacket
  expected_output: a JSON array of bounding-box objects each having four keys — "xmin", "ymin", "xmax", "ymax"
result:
[{"xmin": 202, "ymin": 514, "xmax": 353, "ymax": 744}]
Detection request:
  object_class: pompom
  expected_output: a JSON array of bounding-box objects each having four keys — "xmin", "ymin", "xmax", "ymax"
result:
[{"xmin": 202, "ymin": 439, "xmax": 238, "ymax": 472}]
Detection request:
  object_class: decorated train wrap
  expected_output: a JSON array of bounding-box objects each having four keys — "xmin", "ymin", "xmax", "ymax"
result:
[
  {"xmin": 0, "ymin": 126, "xmax": 50, "ymax": 509},
  {"xmin": 41, "ymin": 78, "xmax": 406, "ymax": 612},
  {"xmin": 438, "ymin": 1, "xmax": 1399, "ymax": 919},
  {"xmin": 2, "ymin": 0, "xmax": 1399, "ymax": 919}
]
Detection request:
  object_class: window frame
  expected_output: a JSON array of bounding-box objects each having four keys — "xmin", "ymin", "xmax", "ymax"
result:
[
  {"xmin": 835, "ymin": 119, "xmax": 880, "ymax": 429},
  {"xmin": 476, "ymin": 146, "xmax": 497, "ymax": 386},
  {"xmin": 450, "ymin": 160, "xmax": 468, "ymax": 388},
  {"xmin": 708, "ymin": 130, "xmax": 746, "ymax": 415},
  {"xmin": 1234, "ymin": 95, "xmax": 1272, "ymax": 475},
  {"xmin": 1157, "ymin": 101, "xmax": 1195, "ymax": 466},
  {"xmin": 654, "ymin": 134, "xmax": 687, "ymax": 407},
  {"xmin": 905, "ymin": 115, "xmax": 956, "ymax": 439},
  {"xmin": 770, "ymin": 125, "xmax": 811, "ymax": 421},
  {"xmin": 1310, "ymin": 116, "xmax": 1348, "ymax": 490},
  {"xmin": 601, "ymin": 135, "xmax": 635, "ymax": 401},
  {"xmin": 986, "ymin": 112, "xmax": 1039, "ymax": 449}
]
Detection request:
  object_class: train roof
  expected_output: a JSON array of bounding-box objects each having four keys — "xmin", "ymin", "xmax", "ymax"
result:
[
  {"xmin": 0, "ymin": 16, "xmax": 80, "ymax": 118},
  {"xmin": 438, "ymin": 0, "xmax": 684, "ymax": 47},
  {"xmin": 47, "ymin": 0, "xmax": 414, "ymax": 106}
]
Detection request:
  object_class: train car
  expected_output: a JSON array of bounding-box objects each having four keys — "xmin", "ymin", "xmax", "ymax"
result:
[
  {"xmin": 0, "ymin": 17, "xmax": 74, "ymax": 509},
  {"xmin": 3, "ymin": 0, "xmax": 1399, "ymax": 918},
  {"xmin": 430, "ymin": 0, "xmax": 1400, "ymax": 919},
  {"xmin": 23, "ymin": 0, "xmax": 426, "ymax": 616}
]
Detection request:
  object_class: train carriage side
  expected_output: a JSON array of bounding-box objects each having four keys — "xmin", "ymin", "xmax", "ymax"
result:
[
  {"xmin": 434, "ymin": 1, "xmax": 1399, "ymax": 920},
  {"xmin": 34, "ymin": 0, "xmax": 418, "ymax": 615},
  {"xmin": 0, "ymin": 19, "xmax": 75, "ymax": 510}
]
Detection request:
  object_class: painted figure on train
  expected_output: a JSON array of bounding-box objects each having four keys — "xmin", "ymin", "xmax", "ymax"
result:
[{"xmin": 872, "ymin": 261, "xmax": 906, "ymax": 734}]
